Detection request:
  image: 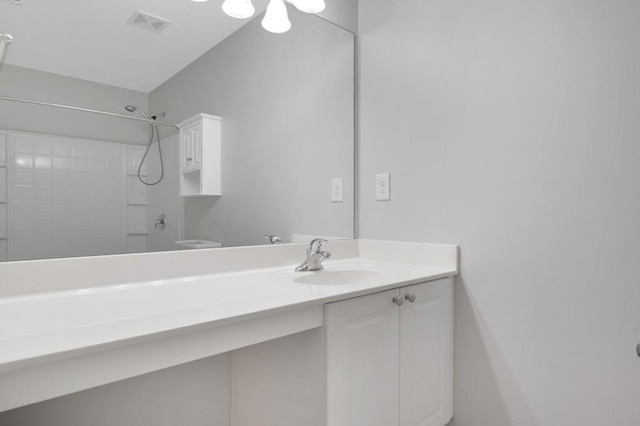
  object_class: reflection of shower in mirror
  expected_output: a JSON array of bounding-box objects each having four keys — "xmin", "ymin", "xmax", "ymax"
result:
[{"xmin": 124, "ymin": 105, "xmax": 165, "ymax": 186}]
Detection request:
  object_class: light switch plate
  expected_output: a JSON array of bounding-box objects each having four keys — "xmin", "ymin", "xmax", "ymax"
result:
[
  {"xmin": 331, "ymin": 178, "xmax": 343, "ymax": 202},
  {"xmin": 376, "ymin": 173, "xmax": 390, "ymax": 201}
]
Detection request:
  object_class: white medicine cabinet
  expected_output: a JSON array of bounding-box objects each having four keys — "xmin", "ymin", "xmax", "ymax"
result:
[{"xmin": 177, "ymin": 113, "xmax": 222, "ymax": 197}]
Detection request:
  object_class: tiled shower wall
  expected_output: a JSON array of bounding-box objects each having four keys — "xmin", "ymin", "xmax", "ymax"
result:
[
  {"xmin": 4, "ymin": 130, "xmax": 148, "ymax": 261},
  {"xmin": 0, "ymin": 131, "xmax": 7, "ymax": 261}
]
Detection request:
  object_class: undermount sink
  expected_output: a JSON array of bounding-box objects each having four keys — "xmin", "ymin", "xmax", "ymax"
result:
[{"xmin": 293, "ymin": 268, "xmax": 386, "ymax": 285}]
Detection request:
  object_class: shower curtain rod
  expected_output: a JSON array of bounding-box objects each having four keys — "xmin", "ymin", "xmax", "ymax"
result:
[{"xmin": 0, "ymin": 94, "xmax": 179, "ymax": 129}]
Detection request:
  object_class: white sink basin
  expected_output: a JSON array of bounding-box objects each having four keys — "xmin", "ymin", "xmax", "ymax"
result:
[{"xmin": 293, "ymin": 268, "xmax": 387, "ymax": 285}]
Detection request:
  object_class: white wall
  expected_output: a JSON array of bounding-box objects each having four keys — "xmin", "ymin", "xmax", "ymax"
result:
[
  {"xmin": 0, "ymin": 330, "xmax": 324, "ymax": 426},
  {"xmin": 0, "ymin": 355, "xmax": 231, "ymax": 426},
  {"xmin": 147, "ymin": 136, "xmax": 182, "ymax": 252},
  {"xmin": 0, "ymin": 64, "xmax": 148, "ymax": 144},
  {"xmin": 318, "ymin": 0, "xmax": 358, "ymax": 33},
  {"xmin": 150, "ymin": 11, "xmax": 355, "ymax": 247},
  {"xmin": 358, "ymin": 0, "xmax": 640, "ymax": 425}
]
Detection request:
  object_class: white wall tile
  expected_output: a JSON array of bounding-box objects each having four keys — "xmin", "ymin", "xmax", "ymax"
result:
[
  {"xmin": 35, "ymin": 170, "xmax": 52, "ymax": 186},
  {"xmin": 53, "ymin": 171, "xmax": 70, "ymax": 187},
  {"xmin": 127, "ymin": 146, "xmax": 147, "ymax": 176},
  {"xmin": 0, "ymin": 203, "xmax": 6, "ymax": 239},
  {"xmin": 8, "ymin": 132, "xmax": 128, "ymax": 261},
  {"xmin": 13, "ymin": 137, "xmax": 34, "ymax": 154},
  {"xmin": 127, "ymin": 235, "xmax": 148, "ymax": 253},
  {"xmin": 0, "ymin": 239, "xmax": 6, "ymax": 261},
  {"xmin": 14, "ymin": 154, "xmax": 33, "ymax": 169},
  {"xmin": 71, "ymin": 143, "xmax": 91, "ymax": 158},
  {"xmin": 52, "ymin": 141, "xmax": 71, "ymax": 156},
  {"xmin": 13, "ymin": 185, "xmax": 32, "ymax": 202},
  {"xmin": 53, "ymin": 157, "xmax": 70, "ymax": 171},
  {"xmin": 14, "ymin": 169, "xmax": 33, "ymax": 186},
  {"xmin": 14, "ymin": 201, "xmax": 33, "ymax": 217},
  {"xmin": 72, "ymin": 157, "xmax": 90, "ymax": 173},
  {"xmin": 0, "ymin": 169, "xmax": 6, "ymax": 201},
  {"xmin": 34, "ymin": 139, "xmax": 52, "ymax": 155},
  {"xmin": 127, "ymin": 205, "xmax": 148, "ymax": 234},
  {"xmin": 0, "ymin": 132, "xmax": 6, "ymax": 167},
  {"xmin": 34, "ymin": 156, "xmax": 52, "ymax": 170},
  {"xmin": 127, "ymin": 176, "xmax": 147, "ymax": 205}
]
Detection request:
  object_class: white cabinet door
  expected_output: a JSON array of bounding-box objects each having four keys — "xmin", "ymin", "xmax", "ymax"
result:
[
  {"xmin": 399, "ymin": 279, "xmax": 453, "ymax": 426},
  {"xmin": 181, "ymin": 123, "xmax": 200, "ymax": 172},
  {"xmin": 326, "ymin": 289, "xmax": 401, "ymax": 426}
]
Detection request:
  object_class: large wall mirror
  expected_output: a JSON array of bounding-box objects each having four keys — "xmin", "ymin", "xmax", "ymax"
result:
[{"xmin": 0, "ymin": 0, "xmax": 355, "ymax": 262}]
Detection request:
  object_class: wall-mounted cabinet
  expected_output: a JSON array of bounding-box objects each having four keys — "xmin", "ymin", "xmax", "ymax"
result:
[
  {"xmin": 177, "ymin": 114, "xmax": 222, "ymax": 197},
  {"xmin": 326, "ymin": 278, "xmax": 453, "ymax": 426}
]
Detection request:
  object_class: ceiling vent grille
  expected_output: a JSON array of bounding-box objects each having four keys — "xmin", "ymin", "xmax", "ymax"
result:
[{"xmin": 127, "ymin": 11, "xmax": 171, "ymax": 34}]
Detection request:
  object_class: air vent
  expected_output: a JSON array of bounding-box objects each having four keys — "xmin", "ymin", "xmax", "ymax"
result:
[{"xmin": 127, "ymin": 11, "xmax": 171, "ymax": 34}]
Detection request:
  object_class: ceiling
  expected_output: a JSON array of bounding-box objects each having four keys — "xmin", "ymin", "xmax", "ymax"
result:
[{"xmin": 0, "ymin": 0, "xmax": 270, "ymax": 93}]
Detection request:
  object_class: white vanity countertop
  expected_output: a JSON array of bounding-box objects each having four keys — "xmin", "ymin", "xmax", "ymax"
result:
[
  {"xmin": 0, "ymin": 239, "xmax": 458, "ymax": 411},
  {"xmin": 0, "ymin": 258, "xmax": 455, "ymax": 370}
]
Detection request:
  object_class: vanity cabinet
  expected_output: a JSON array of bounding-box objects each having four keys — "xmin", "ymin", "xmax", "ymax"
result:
[
  {"xmin": 325, "ymin": 278, "xmax": 453, "ymax": 426},
  {"xmin": 177, "ymin": 113, "xmax": 222, "ymax": 197}
]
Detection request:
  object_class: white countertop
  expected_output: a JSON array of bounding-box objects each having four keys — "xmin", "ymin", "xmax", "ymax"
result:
[
  {"xmin": 0, "ymin": 239, "xmax": 458, "ymax": 411},
  {"xmin": 0, "ymin": 258, "xmax": 454, "ymax": 372}
]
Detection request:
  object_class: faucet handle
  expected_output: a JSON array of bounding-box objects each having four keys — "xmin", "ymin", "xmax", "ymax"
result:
[
  {"xmin": 265, "ymin": 235, "xmax": 283, "ymax": 245},
  {"xmin": 309, "ymin": 238, "xmax": 328, "ymax": 252}
]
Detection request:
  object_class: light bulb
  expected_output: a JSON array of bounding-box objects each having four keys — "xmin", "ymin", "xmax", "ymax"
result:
[
  {"xmin": 222, "ymin": 0, "xmax": 255, "ymax": 19},
  {"xmin": 291, "ymin": 0, "xmax": 325, "ymax": 14},
  {"xmin": 262, "ymin": 0, "xmax": 291, "ymax": 33}
]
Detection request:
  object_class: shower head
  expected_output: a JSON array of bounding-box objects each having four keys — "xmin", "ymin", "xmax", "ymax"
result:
[
  {"xmin": 124, "ymin": 105, "xmax": 150, "ymax": 119},
  {"xmin": 0, "ymin": 34, "xmax": 13, "ymax": 66}
]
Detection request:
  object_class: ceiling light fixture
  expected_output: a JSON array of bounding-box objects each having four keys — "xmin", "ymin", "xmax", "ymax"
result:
[
  {"xmin": 261, "ymin": 0, "xmax": 291, "ymax": 34},
  {"xmin": 190, "ymin": 0, "xmax": 326, "ymax": 34},
  {"xmin": 221, "ymin": 0, "xmax": 255, "ymax": 19},
  {"xmin": 291, "ymin": 0, "xmax": 325, "ymax": 14}
]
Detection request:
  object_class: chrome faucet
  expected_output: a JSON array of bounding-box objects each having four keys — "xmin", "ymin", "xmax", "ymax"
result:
[
  {"xmin": 264, "ymin": 235, "xmax": 283, "ymax": 245},
  {"xmin": 295, "ymin": 239, "xmax": 331, "ymax": 272},
  {"xmin": 154, "ymin": 214, "xmax": 167, "ymax": 230}
]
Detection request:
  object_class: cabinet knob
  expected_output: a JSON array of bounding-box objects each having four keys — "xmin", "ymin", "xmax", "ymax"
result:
[
  {"xmin": 405, "ymin": 293, "xmax": 416, "ymax": 303},
  {"xmin": 393, "ymin": 296, "xmax": 404, "ymax": 306}
]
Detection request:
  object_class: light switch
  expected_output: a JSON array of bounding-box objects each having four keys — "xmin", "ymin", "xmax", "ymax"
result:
[
  {"xmin": 376, "ymin": 173, "xmax": 390, "ymax": 201},
  {"xmin": 331, "ymin": 178, "xmax": 343, "ymax": 203}
]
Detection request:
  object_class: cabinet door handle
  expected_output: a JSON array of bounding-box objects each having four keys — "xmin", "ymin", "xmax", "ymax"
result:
[
  {"xmin": 392, "ymin": 296, "xmax": 404, "ymax": 306},
  {"xmin": 405, "ymin": 293, "xmax": 416, "ymax": 303},
  {"xmin": 636, "ymin": 343, "xmax": 640, "ymax": 357}
]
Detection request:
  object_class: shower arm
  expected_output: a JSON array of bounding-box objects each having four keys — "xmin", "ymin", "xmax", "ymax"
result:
[{"xmin": 0, "ymin": 95, "xmax": 179, "ymax": 129}]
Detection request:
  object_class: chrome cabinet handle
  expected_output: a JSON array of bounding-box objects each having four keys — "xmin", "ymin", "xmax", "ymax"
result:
[
  {"xmin": 405, "ymin": 293, "xmax": 416, "ymax": 303},
  {"xmin": 393, "ymin": 296, "xmax": 404, "ymax": 306}
]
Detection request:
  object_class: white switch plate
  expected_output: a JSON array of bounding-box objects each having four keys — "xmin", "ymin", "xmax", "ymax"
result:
[
  {"xmin": 376, "ymin": 173, "xmax": 390, "ymax": 201},
  {"xmin": 331, "ymin": 178, "xmax": 343, "ymax": 202}
]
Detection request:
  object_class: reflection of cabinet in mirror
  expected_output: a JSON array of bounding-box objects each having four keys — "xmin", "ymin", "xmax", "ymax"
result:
[{"xmin": 178, "ymin": 113, "xmax": 222, "ymax": 197}]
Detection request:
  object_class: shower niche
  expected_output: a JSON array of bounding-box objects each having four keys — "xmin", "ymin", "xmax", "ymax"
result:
[{"xmin": 178, "ymin": 114, "xmax": 222, "ymax": 197}]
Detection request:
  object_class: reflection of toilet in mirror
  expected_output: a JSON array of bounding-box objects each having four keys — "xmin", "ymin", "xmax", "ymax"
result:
[
  {"xmin": 290, "ymin": 234, "xmax": 347, "ymax": 243},
  {"xmin": 175, "ymin": 240, "xmax": 223, "ymax": 250}
]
